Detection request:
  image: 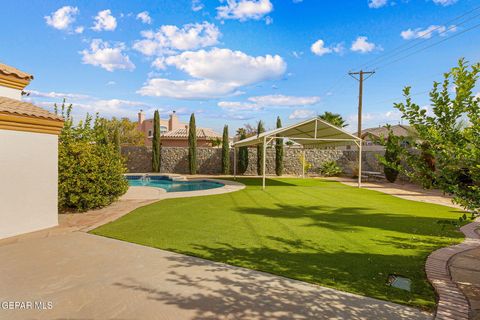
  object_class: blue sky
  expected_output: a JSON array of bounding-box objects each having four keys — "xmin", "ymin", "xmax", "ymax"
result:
[{"xmin": 2, "ymin": 0, "xmax": 479, "ymax": 134}]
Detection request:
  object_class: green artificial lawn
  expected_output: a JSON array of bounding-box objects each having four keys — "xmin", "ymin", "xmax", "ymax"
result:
[{"xmin": 91, "ymin": 178, "xmax": 466, "ymax": 310}]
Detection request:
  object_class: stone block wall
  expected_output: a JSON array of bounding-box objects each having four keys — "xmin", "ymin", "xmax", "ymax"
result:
[{"xmin": 121, "ymin": 146, "xmax": 385, "ymax": 176}]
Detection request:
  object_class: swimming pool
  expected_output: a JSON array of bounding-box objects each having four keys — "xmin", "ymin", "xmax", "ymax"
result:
[{"xmin": 126, "ymin": 175, "xmax": 224, "ymax": 192}]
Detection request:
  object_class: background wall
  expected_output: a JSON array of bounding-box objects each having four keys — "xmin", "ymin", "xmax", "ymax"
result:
[
  {"xmin": 122, "ymin": 146, "xmax": 384, "ymax": 176},
  {"xmin": 0, "ymin": 130, "xmax": 58, "ymax": 239}
]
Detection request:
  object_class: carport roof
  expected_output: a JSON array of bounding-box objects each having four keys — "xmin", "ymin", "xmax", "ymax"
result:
[{"xmin": 233, "ymin": 117, "xmax": 361, "ymax": 148}]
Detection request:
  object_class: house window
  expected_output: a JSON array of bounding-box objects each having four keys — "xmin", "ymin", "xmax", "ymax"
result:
[
  {"xmin": 160, "ymin": 125, "xmax": 168, "ymax": 133},
  {"xmin": 148, "ymin": 130, "xmax": 152, "ymax": 137}
]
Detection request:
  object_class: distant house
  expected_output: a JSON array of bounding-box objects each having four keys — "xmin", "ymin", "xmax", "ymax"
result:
[
  {"xmin": 359, "ymin": 124, "xmax": 415, "ymax": 144},
  {"xmin": 137, "ymin": 110, "xmax": 221, "ymax": 147},
  {"xmin": 345, "ymin": 124, "xmax": 415, "ymax": 150},
  {"xmin": 0, "ymin": 62, "xmax": 64, "ymax": 239}
]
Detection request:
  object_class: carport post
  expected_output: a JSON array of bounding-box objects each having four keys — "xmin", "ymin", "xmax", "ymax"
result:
[
  {"xmin": 233, "ymin": 146, "xmax": 237, "ymax": 179},
  {"xmin": 358, "ymin": 141, "xmax": 362, "ymax": 188},
  {"xmin": 262, "ymin": 136, "xmax": 267, "ymax": 190},
  {"xmin": 302, "ymin": 148, "xmax": 305, "ymax": 179}
]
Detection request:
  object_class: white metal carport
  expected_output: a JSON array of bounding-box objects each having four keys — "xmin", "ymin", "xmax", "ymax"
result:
[{"xmin": 232, "ymin": 117, "xmax": 363, "ymax": 190}]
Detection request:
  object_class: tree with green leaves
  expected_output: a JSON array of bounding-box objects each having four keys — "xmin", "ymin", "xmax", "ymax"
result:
[
  {"xmin": 152, "ymin": 110, "xmax": 161, "ymax": 172},
  {"xmin": 113, "ymin": 126, "xmax": 121, "ymax": 154},
  {"xmin": 237, "ymin": 128, "xmax": 249, "ymax": 174},
  {"xmin": 256, "ymin": 121, "xmax": 265, "ymax": 175},
  {"xmin": 188, "ymin": 113, "xmax": 197, "ymax": 174},
  {"xmin": 98, "ymin": 117, "xmax": 145, "ymax": 146},
  {"xmin": 374, "ymin": 125, "xmax": 402, "ymax": 183},
  {"xmin": 222, "ymin": 125, "xmax": 230, "ymax": 174},
  {"xmin": 392, "ymin": 58, "xmax": 480, "ymax": 217},
  {"xmin": 275, "ymin": 116, "xmax": 284, "ymax": 176},
  {"xmin": 55, "ymin": 100, "xmax": 128, "ymax": 212},
  {"xmin": 319, "ymin": 111, "xmax": 348, "ymax": 128}
]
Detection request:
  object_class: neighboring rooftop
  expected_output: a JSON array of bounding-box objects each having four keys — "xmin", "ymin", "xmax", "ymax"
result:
[
  {"xmin": 359, "ymin": 124, "xmax": 415, "ymax": 139},
  {"xmin": 0, "ymin": 63, "xmax": 33, "ymax": 80},
  {"xmin": 162, "ymin": 127, "xmax": 221, "ymax": 139},
  {"xmin": 0, "ymin": 96, "xmax": 63, "ymax": 121}
]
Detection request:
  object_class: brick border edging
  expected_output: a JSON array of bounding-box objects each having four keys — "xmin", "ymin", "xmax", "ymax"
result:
[{"xmin": 426, "ymin": 217, "xmax": 480, "ymax": 320}]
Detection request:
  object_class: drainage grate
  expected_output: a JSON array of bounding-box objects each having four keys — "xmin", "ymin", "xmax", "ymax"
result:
[{"xmin": 387, "ymin": 274, "xmax": 412, "ymax": 291}]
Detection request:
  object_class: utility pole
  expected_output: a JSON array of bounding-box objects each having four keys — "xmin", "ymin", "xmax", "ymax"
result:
[{"xmin": 348, "ymin": 70, "xmax": 375, "ymax": 138}]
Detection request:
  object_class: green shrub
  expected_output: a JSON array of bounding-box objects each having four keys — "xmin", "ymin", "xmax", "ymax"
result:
[
  {"xmin": 152, "ymin": 110, "xmax": 161, "ymax": 172},
  {"xmin": 318, "ymin": 161, "xmax": 343, "ymax": 177},
  {"xmin": 237, "ymin": 129, "xmax": 249, "ymax": 174},
  {"xmin": 275, "ymin": 116, "xmax": 284, "ymax": 176},
  {"xmin": 221, "ymin": 125, "xmax": 230, "ymax": 174},
  {"xmin": 188, "ymin": 113, "xmax": 197, "ymax": 174},
  {"xmin": 257, "ymin": 121, "xmax": 265, "ymax": 175},
  {"xmin": 56, "ymin": 101, "xmax": 128, "ymax": 212}
]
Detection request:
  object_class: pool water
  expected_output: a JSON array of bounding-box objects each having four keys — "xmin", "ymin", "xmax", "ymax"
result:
[{"xmin": 126, "ymin": 175, "xmax": 224, "ymax": 192}]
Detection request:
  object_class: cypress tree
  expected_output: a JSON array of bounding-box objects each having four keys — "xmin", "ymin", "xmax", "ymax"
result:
[
  {"xmin": 275, "ymin": 116, "xmax": 284, "ymax": 176},
  {"xmin": 113, "ymin": 126, "xmax": 121, "ymax": 154},
  {"xmin": 188, "ymin": 113, "xmax": 197, "ymax": 174},
  {"xmin": 256, "ymin": 121, "xmax": 265, "ymax": 175},
  {"xmin": 221, "ymin": 125, "xmax": 230, "ymax": 174},
  {"xmin": 152, "ymin": 110, "xmax": 161, "ymax": 172},
  {"xmin": 237, "ymin": 129, "xmax": 248, "ymax": 174}
]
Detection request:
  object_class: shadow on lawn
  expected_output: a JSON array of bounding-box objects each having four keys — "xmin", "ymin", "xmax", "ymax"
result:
[
  {"xmin": 231, "ymin": 177, "xmax": 297, "ymax": 187},
  {"xmin": 112, "ymin": 249, "xmax": 430, "ymax": 320},
  {"xmin": 234, "ymin": 203, "xmax": 464, "ymax": 237}
]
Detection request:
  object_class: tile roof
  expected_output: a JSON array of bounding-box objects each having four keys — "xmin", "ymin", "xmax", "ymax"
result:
[
  {"xmin": 162, "ymin": 127, "xmax": 221, "ymax": 139},
  {"xmin": 360, "ymin": 124, "xmax": 415, "ymax": 139},
  {"xmin": 0, "ymin": 96, "xmax": 63, "ymax": 121},
  {"xmin": 0, "ymin": 63, "xmax": 33, "ymax": 80}
]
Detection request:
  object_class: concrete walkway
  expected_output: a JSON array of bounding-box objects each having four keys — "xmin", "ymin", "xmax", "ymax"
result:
[{"xmin": 0, "ymin": 232, "xmax": 430, "ymax": 320}]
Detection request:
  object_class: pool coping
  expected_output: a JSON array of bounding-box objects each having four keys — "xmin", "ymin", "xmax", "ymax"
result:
[{"xmin": 121, "ymin": 175, "xmax": 245, "ymax": 201}]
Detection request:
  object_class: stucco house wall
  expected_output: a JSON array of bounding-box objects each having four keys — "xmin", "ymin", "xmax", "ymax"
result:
[{"xmin": 0, "ymin": 130, "xmax": 59, "ymax": 239}]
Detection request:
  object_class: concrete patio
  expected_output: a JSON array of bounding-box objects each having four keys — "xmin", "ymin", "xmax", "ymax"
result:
[{"xmin": 0, "ymin": 231, "xmax": 430, "ymax": 320}]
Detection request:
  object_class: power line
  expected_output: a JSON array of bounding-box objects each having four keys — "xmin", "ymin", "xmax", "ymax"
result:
[
  {"xmin": 375, "ymin": 21, "xmax": 480, "ymax": 70},
  {"xmin": 357, "ymin": 4, "xmax": 480, "ymax": 71}
]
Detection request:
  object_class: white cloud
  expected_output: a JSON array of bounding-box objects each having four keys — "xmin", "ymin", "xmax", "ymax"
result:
[
  {"xmin": 265, "ymin": 16, "xmax": 273, "ymax": 25},
  {"xmin": 24, "ymin": 90, "xmax": 156, "ymax": 119},
  {"xmin": 248, "ymin": 94, "xmax": 320, "ymax": 106},
  {"xmin": 350, "ymin": 36, "xmax": 378, "ymax": 53},
  {"xmin": 27, "ymin": 90, "xmax": 90, "ymax": 99},
  {"xmin": 137, "ymin": 78, "xmax": 240, "ymax": 99},
  {"xmin": 136, "ymin": 11, "xmax": 152, "ymax": 24},
  {"xmin": 139, "ymin": 48, "xmax": 286, "ymax": 99},
  {"xmin": 92, "ymin": 9, "xmax": 117, "ymax": 31},
  {"xmin": 151, "ymin": 57, "xmax": 167, "ymax": 70},
  {"xmin": 165, "ymin": 48, "xmax": 286, "ymax": 86},
  {"xmin": 192, "ymin": 0, "xmax": 204, "ymax": 11},
  {"xmin": 400, "ymin": 25, "xmax": 456, "ymax": 40},
  {"xmin": 74, "ymin": 26, "xmax": 84, "ymax": 34},
  {"xmin": 346, "ymin": 109, "xmax": 402, "ymax": 130},
  {"xmin": 106, "ymin": 81, "xmax": 116, "ymax": 86},
  {"xmin": 218, "ymin": 101, "xmax": 261, "ymax": 111},
  {"xmin": 289, "ymin": 109, "xmax": 315, "ymax": 119},
  {"xmin": 432, "ymin": 0, "xmax": 458, "ymax": 6},
  {"xmin": 310, "ymin": 39, "xmax": 343, "ymax": 56},
  {"xmin": 45, "ymin": 6, "xmax": 79, "ymax": 30},
  {"xmin": 80, "ymin": 39, "xmax": 135, "ymax": 72},
  {"xmin": 368, "ymin": 0, "xmax": 388, "ymax": 9},
  {"xmin": 217, "ymin": 0, "xmax": 273, "ymax": 21},
  {"xmin": 133, "ymin": 22, "xmax": 220, "ymax": 56}
]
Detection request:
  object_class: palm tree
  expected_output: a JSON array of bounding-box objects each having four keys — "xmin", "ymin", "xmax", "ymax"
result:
[{"xmin": 319, "ymin": 111, "xmax": 347, "ymax": 128}]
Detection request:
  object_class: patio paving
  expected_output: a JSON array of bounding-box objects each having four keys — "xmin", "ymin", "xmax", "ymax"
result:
[{"xmin": 0, "ymin": 231, "xmax": 431, "ymax": 320}]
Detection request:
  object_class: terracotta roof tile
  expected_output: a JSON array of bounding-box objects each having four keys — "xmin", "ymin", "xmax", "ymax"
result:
[
  {"xmin": 0, "ymin": 96, "xmax": 63, "ymax": 121},
  {"xmin": 0, "ymin": 63, "xmax": 33, "ymax": 80},
  {"xmin": 162, "ymin": 127, "xmax": 221, "ymax": 139}
]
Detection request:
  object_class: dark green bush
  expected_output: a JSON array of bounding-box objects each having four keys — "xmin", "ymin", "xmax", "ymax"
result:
[
  {"xmin": 56, "ymin": 101, "xmax": 128, "ymax": 212},
  {"xmin": 318, "ymin": 161, "xmax": 342, "ymax": 177}
]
